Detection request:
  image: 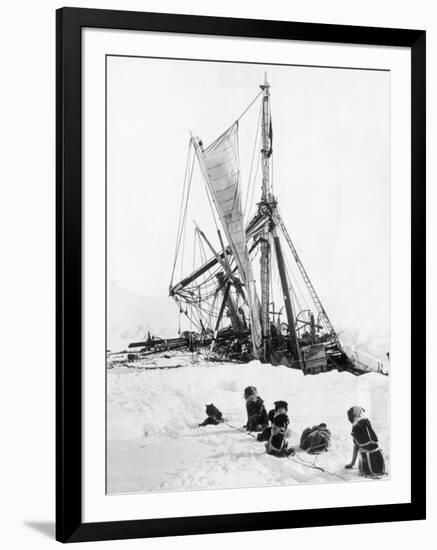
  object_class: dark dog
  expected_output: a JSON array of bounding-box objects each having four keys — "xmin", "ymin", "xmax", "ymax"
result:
[
  {"xmin": 244, "ymin": 386, "xmax": 268, "ymax": 432},
  {"xmin": 300, "ymin": 423, "xmax": 331, "ymax": 454},
  {"xmin": 265, "ymin": 413, "xmax": 295, "ymax": 457},
  {"xmin": 199, "ymin": 403, "xmax": 223, "ymax": 427},
  {"xmin": 345, "ymin": 406, "xmax": 385, "ymax": 477},
  {"xmin": 257, "ymin": 400, "xmax": 289, "ymax": 442}
]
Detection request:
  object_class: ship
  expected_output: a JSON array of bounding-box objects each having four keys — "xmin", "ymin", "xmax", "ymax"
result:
[
  {"xmin": 155, "ymin": 74, "xmax": 378, "ymax": 376},
  {"xmin": 123, "ymin": 75, "xmax": 379, "ymax": 376}
]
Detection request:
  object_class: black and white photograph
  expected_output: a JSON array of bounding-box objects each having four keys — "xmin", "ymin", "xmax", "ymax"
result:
[
  {"xmin": 106, "ymin": 57, "xmax": 390, "ymax": 495},
  {"xmin": 0, "ymin": 0, "xmax": 430, "ymax": 547}
]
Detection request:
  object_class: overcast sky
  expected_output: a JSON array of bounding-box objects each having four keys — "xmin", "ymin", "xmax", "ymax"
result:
[{"xmin": 107, "ymin": 56, "xmax": 390, "ymax": 340}]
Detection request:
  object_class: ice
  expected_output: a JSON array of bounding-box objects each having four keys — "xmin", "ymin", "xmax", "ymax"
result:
[{"xmin": 107, "ymin": 358, "xmax": 389, "ymax": 494}]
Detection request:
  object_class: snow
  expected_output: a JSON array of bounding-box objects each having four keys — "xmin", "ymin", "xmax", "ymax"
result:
[
  {"xmin": 107, "ymin": 357, "xmax": 389, "ymax": 494},
  {"xmin": 107, "ymin": 281, "xmax": 179, "ymax": 351}
]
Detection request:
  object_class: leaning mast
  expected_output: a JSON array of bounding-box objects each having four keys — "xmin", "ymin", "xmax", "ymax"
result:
[
  {"xmin": 166, "ymin": 75, "xmax": 362, "ymax": 374},
  {"xmin": 258, "ymin": 74, "xmax": 301, "ymax": 365},
  {"xmin": 260, "ymin": 73, "xmax": 272, "ymax": 361}
]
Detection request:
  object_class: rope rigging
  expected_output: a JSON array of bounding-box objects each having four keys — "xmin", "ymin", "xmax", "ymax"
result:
[
  {"xmin": 170, "ymin": 139, "xmax": 191, "ymax": 287},
  {"xmin": 170, "ymin": 92, "xmax": 267, "ymax": 337},
  {"xmin": 221, "ymin": 420, "xmax": 348, "ymax": 482},
  {"xmin": 170, "ymin": 140, "xmax": 196, "ymax": 288},
  {"xmin": 234, "ymin": 89, "xmax": 263, "ymax": 125},
  {"xmin": 246, "ymin": 157, "xmax": 262, "ymax": 222},
  {"xmin": 243, "ymin": 99, "xmax": 263, "ymax": 219},
  {"xmin": 275, "ymin": 204, "xmax": 338, "ymax": 338},
  {"xmin": 169, "ymin": 84, "xmax": 340, "ymax": 355}
]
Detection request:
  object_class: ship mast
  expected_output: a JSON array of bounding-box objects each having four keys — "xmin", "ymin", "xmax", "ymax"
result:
[
  {"xmin": 168, "ymin": 76, "xmax": 351, "ymax": 371},
  {"xmin": 258, "ymin": 74, "xmax": 301, "ymax": 365},
  {"xmin": 260, "ymin": 73, "xmax": 272, "ymax": 361}
]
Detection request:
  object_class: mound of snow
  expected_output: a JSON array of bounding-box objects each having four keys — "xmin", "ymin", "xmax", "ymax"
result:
[
  {"xmin": 340, "ymin": 328, "xmax": 390, "ymax": 374},
  {"xmin": 107, "ymin": 361, "xmax": 389, "ymax": 494}
]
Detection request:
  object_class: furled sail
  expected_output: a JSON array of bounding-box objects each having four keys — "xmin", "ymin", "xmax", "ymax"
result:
[{"xmin": 195, "ymin": 122, "xmax": 262, "ymax": 356}]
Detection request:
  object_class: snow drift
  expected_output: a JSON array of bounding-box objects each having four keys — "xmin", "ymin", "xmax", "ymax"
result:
[{"xmin": 107, "ymin": 359, "xmax": 389, "ymax": 494}]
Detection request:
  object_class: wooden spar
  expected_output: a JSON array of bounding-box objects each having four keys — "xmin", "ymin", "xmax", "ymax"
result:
[
  {"xmin": 170, "ymin": 238, "xmax": 259, "ymax": 297},
  {"xmin": 187, "ymin": 128, "xmax": 263, "ymax": 360},
  {"xmin": 194, "ymin": 224, "xmax": 236, "ymax": 283},
  {"xmin": 260, "ymin": 72, "xmax": 271, "ymax": 361},
  {"xmin": 310, "ymin": 313, "xmax": 316, "ymax": 343},
  {"xmin": 273, "ymin": 233, "xmax": 301, "ymax": 363},
  {"xmin": 273, "ymin": 209, "xmax": 343, "ymax": 352},
  {"xmin": 217, "ymin": 229, "xmax": 234, "ymax": 274},
  {"xmin": 208, "ymin": 279, "xmax": 231, "ymax": 355},
  {"xmin": 216, "ymin": 272, "xmax": 242, "ymax": 331},
  {"xmin": 214, "ymin": 280, "xmax": 231, "ymax": 332},
  {"xmin": 169, "ymin": 248, "xmax": 230, "ymax": 295}
]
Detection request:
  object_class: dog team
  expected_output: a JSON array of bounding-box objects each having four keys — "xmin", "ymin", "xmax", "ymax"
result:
[{"xmin": 199, "ymin": 385, "xmax": 386, "ymax": 479}]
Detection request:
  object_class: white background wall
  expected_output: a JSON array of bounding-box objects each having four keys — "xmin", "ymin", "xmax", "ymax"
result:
[{"xmin": 0, "ymin": 0, "xmax": 434, "ymax": 548}]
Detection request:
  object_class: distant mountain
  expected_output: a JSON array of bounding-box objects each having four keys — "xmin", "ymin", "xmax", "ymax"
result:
[{"xmin": 107, "ymin": 281, "xmax": 179, "ymax": 351}]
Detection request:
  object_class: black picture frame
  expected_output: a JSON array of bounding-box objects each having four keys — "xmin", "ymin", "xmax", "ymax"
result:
[{"xmin": 56, "ymin": 7, "xmax": 426, "ymax": 543}]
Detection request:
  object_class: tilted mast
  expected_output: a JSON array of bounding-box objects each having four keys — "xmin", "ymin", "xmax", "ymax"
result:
[
  {"xmin": 189, "ymin": 121, "xmax": 263, "ymax": 358},
  {"xmin": 272, "ymin": 228, "xmax": 301, "ymax": 362},
  {"xmin": 258, "ymin": 74, "xmax": 301, "ymax": 364},
  {"xmin": 260, "ymin": 73, "xmax": 272, "ymax": 360},
  {"xmin": 168, "ymin": 76, "xmax": 348, "ymax": 370}
]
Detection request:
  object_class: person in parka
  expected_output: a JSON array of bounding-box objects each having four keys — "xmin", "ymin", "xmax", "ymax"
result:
[{"xmin": 345, "ymin": 406, "xmax": 386, "ymax": 478}]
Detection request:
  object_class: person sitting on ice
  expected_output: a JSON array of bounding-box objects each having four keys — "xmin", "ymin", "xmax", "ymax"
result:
[
  {"xmin": 265, "ymin": 411, "xmax": 295, "ymax": 457},
  {"xmin": 300, "ymin": 423, "xmax": 331, "ymax": 454},
  {"xmin": 345, "ymin": 406, "xmax": 386, "ymax": 478},
  {"xmin": 199, "ymin": 403, "xmax": 224, "ymax": 427},
  {"xmin": 257, "ymin": 400, "xmax": 289, "ymax": 442},
  {"xmin": 243, "ymin": 386, "xmax": 269, "ymax": 432}
]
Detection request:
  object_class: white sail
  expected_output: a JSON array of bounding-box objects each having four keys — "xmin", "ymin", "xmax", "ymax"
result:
[
  {"xmin": 195, "ymin": 122, "xmax": 262, "ymax": 356},
  {"xmin": 200, "ymin": 123, "xmax": 246, "ymax": 277}
]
